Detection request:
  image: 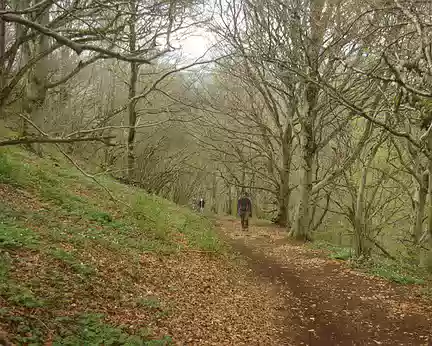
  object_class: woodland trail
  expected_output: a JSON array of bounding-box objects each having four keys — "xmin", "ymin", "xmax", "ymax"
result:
[{"xmin": 218, "ymin": 218, "xmax": 432, "ymax": 346}]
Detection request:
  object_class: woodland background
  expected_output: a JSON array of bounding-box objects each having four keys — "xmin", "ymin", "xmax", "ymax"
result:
[{"xmin": 1, "ymin": 0, "xmax": 432, "ymax": 270}]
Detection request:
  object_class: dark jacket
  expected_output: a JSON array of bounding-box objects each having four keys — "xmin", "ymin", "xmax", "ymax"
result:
[{"xmin": 237, "ymin": 197, "xmax": 252, "ymax": 214}]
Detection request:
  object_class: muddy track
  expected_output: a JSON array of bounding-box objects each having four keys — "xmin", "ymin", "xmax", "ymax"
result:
[{"xmin": 218, "ymin": 219, "xmax": 432, "ymax": 346}]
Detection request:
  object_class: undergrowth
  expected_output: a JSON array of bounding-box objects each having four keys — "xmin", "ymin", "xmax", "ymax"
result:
[
  {"xmin": 310, "ymin": 240, "xmax": 429, "ymax": 286},
  {"xmin": 0, "ymin": 147, "xmax": 222, "ymax": 254},
  {"xmin": 311, "ymin": 240, "xmax": 353, "ymax": 261},
  {"xmin": 53, "ymin": 313, "xmax": 173, "ymax": 346},
  {"xmin": 354, "ymin": 259, "xmax": 426, "ymax": 285},
  {"xmin": 0, "ymin": 147, "xmax": 222, "ymax": 344}
]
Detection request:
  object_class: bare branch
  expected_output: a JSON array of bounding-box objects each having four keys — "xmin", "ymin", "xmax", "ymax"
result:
[
  {"xmin": 0, "ymin": 13, "xmax": 162, "ymax": 64},
  {"xmin": 0, "ymin": 136, "xmax": 115, "ymax": 147}
]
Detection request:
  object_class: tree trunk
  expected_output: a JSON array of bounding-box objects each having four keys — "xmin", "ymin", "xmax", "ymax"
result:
[
  {"xmin": 409, "ymin": 173, "xmax": 427, "ymax": 266},
  {"xmin": 427, "ymin": 135, "xmax": 432, "ymax": 272},
  {"xmin": 412, "ymin": 172, "xmax": 427, "ymax": 244},
  {"xmin": 22, "ymin": 2, "xmax": 51, "ymax": 154},
  {"xmin": 127, "ymin": 62, "xmax": 138, "ymax": 178},
  {"xmin": 353, "ymin": 129, "xmax": 382, "ymax": 259},
  {"xmin": 353, "ymin": 165, "xmax": 371, "ymax": 258},
  {"xmin": 211, "ymin": 174, "xmax": 217, "ymax": 213},
  {"xmin": 276, "ymin": 123, "xmax": 293, "ymax": 227},
  {"xmin": 0, "ymin": 0, "xmax": 5, "ymax": 116},
  {"xmin": 290, "ymin": 0, "xmax": 324, "ymax": 240},
  {"xmin": 291, "ymin": 117, "xmax": 314, "ymax": 240},
  {"xmin": 227, "ymin": 183, "xmax": 233, "ymax": 215},
  {"xmin": 126, "ymin": 0, "xmax": 138, "ymax": 179},
  {"xmin": 241, "ymin": 165, "xmax": 246, "ymax": 191},
  {"xmin": 103, "ymin": 70, "xmax": 118, "ymax": 171},
  {"xmin": 57, "ymin": 47, "xmax": 70, "ymax": 115},
  {"xmin": 277, "ymin": 195, "xmax": 289, "ymax": 226}
]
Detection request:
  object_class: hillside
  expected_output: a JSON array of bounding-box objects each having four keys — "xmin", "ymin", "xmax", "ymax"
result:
[
  {"xmin": 1, "ymin": 147, "xmax": 432, "ymax": 346},
  {"xmin": 0, "ymin": 148, "xmax": 282, "ymax": 345}
]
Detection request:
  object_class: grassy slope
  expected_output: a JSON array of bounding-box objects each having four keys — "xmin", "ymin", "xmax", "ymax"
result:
[
  {"xmin": 310, "ymin": 240, "xmax": 431, "ymax": 291},
  {"xmin": 0, "ymin": 147, "xmax": 222, "ymax": 345}
]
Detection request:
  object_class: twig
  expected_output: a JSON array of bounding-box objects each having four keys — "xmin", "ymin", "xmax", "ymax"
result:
[
  {"xmin": 18, "ymin": 114, "xmax": 132, "ymax": 209},
  {"xmin": 55, "ymin": 145, "xmax": 132, "ymax": 209}
]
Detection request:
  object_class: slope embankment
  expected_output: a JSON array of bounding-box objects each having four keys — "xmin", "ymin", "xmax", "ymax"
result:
[{"xmin": 0, "ymin": 148, "xmax": 285, "ymax": 345}]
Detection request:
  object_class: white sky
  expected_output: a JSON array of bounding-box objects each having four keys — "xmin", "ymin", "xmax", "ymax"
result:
[
  {"xmin": 168, "ymin": 27, "xmax": 219, "ymax": 64},
  {"xmin": 179, "ymin": 34, "xmax": 213, "ymax": 60}
]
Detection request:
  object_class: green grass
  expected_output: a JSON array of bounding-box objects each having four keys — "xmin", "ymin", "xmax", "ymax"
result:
[
  {"xmin": 0, "ymin": 226, "xmax": 44, "ymax": 310},
  {"xmin": 0, "ymin": 311, "xmax": 173, "ymax": 345},
  {"xmin": 130, "ymin": 193, "xmax": 222, "ymax": 253},
  {"xmin": 0, "ymin": 147, "xmax": 223, "ymax": 254},
  {"xmin": 0, "ymin": 252, "xmax": 45, "ymax": 309},
  {"xmin": 250, "ymin": 218, "xmax": 273, "ymax": 227},
  {"xmin": 0, "ymin": 252, "xmax": 10, "ymax": 278},
  {"xmin": 53, "ymin": 313, "xmax": 173, "ymax": 346},
  {"xmin": 5, "ymin": 285, "xmax": 46, "ymax": 308},
  {"xmin": 0, "ymin": 222, "xmax": 40, "ymax": 250},
  {"xmin": 0, "ymin": 222, "xmax": 47, "ymax": 309},
  {"xmin": 136, "ymin": 297, "xmax": 162, "ymax": 310},
  {"xmin": 356, "ymin": 259, "xmax": 426, "ymax": 285},
  {"xmin": 0, "ymin": 146, "xmax": 223, "ymax": 343},
  {"xmin": 0, "ymin": 154, "xmax": 14, "ymax": 184},
  {"xmin": 310, "ymin": 240, "xmax": 428, "ymax": 285},
  {"xmin": 48, "ymin": 248, "xmax": 95, "ymax": 276},
  {"xmin": 0, "ymin": 149, "xmax": 33, "ymax": 187},
  {"xmin": 310, "ymin": 240, "xmax": 353, "ymax": 261}
]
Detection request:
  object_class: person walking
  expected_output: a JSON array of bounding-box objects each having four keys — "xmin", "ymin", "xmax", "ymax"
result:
[
  {"xmin": 237, "ymin": 192, "xmax": 252, "ymax": 231},
  {"xmin": 198, "ymin": 198, "xmax": 205, "ymax": 213}
]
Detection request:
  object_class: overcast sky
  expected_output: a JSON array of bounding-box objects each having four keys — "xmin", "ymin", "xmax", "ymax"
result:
[{"xmin": 166, "ymin": 26, "xmax": 220, "ymax": 64}]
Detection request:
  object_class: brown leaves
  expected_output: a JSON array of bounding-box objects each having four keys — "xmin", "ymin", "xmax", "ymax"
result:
[
  {"xmin": 0, "ymin": 184, "xmax": 48, "ymax": 213},
  {"xmin": 146, "ymin": 253, "xmax": 285, "ymax": 345},
  {"xmin": 219, "ymin": 219, "xmax": 432, "ymax": 346},
  {"xmin": 2, "ymin": 177, "xmax": 431, "ymax": 345}
]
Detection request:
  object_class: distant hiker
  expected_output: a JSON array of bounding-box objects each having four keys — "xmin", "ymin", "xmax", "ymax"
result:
[
  {"xmin": 237, "ymin": 192, "xmax": 252, "ymax": 231},
  {"xmin": 198, "ymin": 198, "xmax": 205, "ymax": 213}
]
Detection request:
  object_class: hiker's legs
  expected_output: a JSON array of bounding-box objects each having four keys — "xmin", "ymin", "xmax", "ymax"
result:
[
  {"xmin": 240, "ymin": 213, "xmax": 246, "ymax": 230},
  {"xmin": 244, "ymin": 213, "xmax": 249, "ymax": 230}
]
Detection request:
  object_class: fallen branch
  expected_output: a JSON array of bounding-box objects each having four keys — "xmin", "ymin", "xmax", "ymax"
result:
[
  {"xmin": 0, "ymin": 136, "xmax": 115, "ymax": 147},
  {"xmin": 13, "ymin": 115, "xmax": 130, "ymax": 209},
  {"xmin": 56, "ymin": 145, "xmax": 132, "ymax": 209},
  {"xmin": 364, "ymin": 234, "xmax": 397, "ymax": 261}
]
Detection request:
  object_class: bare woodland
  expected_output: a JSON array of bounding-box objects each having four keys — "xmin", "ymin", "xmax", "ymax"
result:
[{"xmin": 1, "ymin": 0, "xmax": 432, "ymax": 270}]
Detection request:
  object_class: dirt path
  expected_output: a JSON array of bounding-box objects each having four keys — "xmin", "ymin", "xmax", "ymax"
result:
[{"xmin": 218, "ymin": 218, "xmax": 432, "ymax": 346}]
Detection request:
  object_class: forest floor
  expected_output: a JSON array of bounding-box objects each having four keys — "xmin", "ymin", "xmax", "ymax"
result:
[
  {"xmin": 218, "ymin": 218, "xmax": 432, "ymax": 346},
  {"xmin": 1, "ymin": 147, "xmax": 432, "ymax": 345}
]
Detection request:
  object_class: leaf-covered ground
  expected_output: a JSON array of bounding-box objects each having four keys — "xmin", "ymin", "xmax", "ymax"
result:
[
  {"xmin": 219, "ymin": 219, "xmax": 432, "ymax": 346},
  {"xmin": 0, "ymin": 148, "xmax": 286, "ymax": 345},
  {"xmin": 1, "ymin": 147, "xmax": 432, "ymax": 345}
]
